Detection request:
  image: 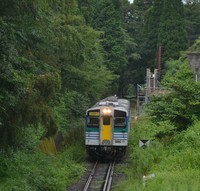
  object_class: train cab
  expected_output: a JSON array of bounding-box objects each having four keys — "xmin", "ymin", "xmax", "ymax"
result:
[{"xmin": 85, "ymin": 96, "xmax": 130, "ymax": 157}]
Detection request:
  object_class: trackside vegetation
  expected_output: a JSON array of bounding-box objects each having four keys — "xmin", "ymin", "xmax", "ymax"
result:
[
  {"xmin": 116, "ymin": 119, "xmax": 200, "ymax": 191},
  {"xmin": 1, "ymin": 0, "xmax": 200, "ymax": 190},
  {"xmin": 115, "ymin": 48, "xmax": 200, "ymax": 190},
  {"xmin": 0, "ymin": 129, "xmax": 87, "ymax": 191}
]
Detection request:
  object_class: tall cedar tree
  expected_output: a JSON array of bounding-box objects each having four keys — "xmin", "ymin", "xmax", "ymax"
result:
[
  {"xmin": 158, "ymin": 0, "xmax": 189, "ymax": 63},
  {"xmin": 125, "ymin": 0, "xmax": 154, "ymax": 85},
  {"xmin": 89, "ymin": 0, "xmax": 128, "ymax": 96},
  {"xmin": 129, "ymin": 0, "xmax": 154, "ymax": 44},
  {"xmin": 143, "ymin": 0, "xmax": 163, "ymax": 68},
  {"xmin": 184, "ymin": 1, "xmax": 200, "ymax": 45}
]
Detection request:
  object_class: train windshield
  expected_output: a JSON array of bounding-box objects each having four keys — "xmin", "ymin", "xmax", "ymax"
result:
[
  {"xmin": 87, "ymin": 109, "xmax": 100, "ymax": 127},
  {"xmin": 87, "ymin": 117, "xmax": 99, "ymax": 127},
  {"xmin": 114, "ymin": 110, "xmax": 127, "ymax": 128},
  {"xmin": 114, "ymin": 117, "xmax": 126, "ymax": 127},
  {"xmin": 103, "ymin": 116, "xmax": 111, "ymax": 125}
]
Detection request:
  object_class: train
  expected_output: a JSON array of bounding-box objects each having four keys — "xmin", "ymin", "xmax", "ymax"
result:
[{"xmin": 85, "ymin": 96, "xmax": 131, "ymax": 157}]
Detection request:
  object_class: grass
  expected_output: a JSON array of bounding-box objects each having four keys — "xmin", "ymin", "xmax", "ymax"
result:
[
  {"xmin": 143, "ymin": 170, "xmax": 200, "ymax": 191},
  {"xmin": 3, "ymin": 116, "xmax": 200, "ymax": 190},
  {"xmin": 0, "ymin": 132, "xmax": 87, "ymax": 191},
  {"xmin": 115, "ymin": 118, "xmax": 200, "ymax": 191}
]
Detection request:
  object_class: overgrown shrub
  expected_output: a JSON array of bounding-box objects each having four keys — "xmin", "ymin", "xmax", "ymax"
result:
[
  {"xmin": 171, "ymin": 121, "xmax": 200, "ymax": 151},
  {"xmin": 147, "ymin": 60, "xmax": 200, "ymax": 131},
  {"xmin": 116, "ymin": 118, "xmax": 200, "ymax": 191},
  {"xmin": 0, "ymin": 141, "xmax": 86, "ymax": 191}
]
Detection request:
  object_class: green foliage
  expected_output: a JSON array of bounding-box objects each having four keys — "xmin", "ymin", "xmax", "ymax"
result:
[
  {"xmin": 158, "ymin": 0, "xmax": 189, "ymax": 62},
  {"xmin": 115, "ymin": 118, "xmax": 164, "ymax": 191},
  {"xmin": 184, "ymin": 1, "xmax": 200, "ymax": 45},
  {"xmin": 0, "ymin": 0, "xmax": 115, "ymax": 148},
  {"xmin": 128, "ymin": 0, "xmax": 154, "ymax": 43},
  {"xmin": 116, "ymin": 35, "xmax": 200, "ymax": 190},
  {"xmin": 53, "ymin": 91, "xmax": 87, "ymax": 131},
  {"xmin": 170, "ymin": 121, "xmax": 200, "ymax": 152},
  {"xmin": 85, "ymin": 0, "xmax": 139, "ymax": 96},
  {"xmin": 188, "ymin": 36, "xmax": 200, "ymax": 52},
  {"xmin": 130, "ymin": 0, "xmax": 190, "ymax": 72},
  {"xmin": 143, "ymin": 121, "xmax": 200, "ymax": 191},
  {"xmin": 143, "ymin": 170, "xmax": 200, "ymax": 191},
  {"xmin": 147, "ymin": 59, "xmax": 200, "ymax": 130},
  {"xmin": 143, "ymin": 0, "xmax": 163, "ymax": 67},
  {"xmin": 92, "ymin": 1, "xmax": 126, "ymax": 69},
  {"xmin": 116, "ymin": 118, "xmax": 200, "ymax": 191},
  {"xmin": 0, "ymin": 2, "xmax": 62, "ymax": 147},
  {"xmin": 122, "ymin": 0, "xmax": 155, "ymax": 86},
  {"xmin": 20, "ymin": 124, "xmax": 46, "ymax": 150},
  {"xmin": 122, "ymin": 118, "xmax": 164, "ymax": 180},
  {"xmin": 0, "ymin": 141, "xmax": 86, "ymax": 191}
]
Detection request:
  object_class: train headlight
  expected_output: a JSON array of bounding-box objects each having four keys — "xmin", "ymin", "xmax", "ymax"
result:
[
  {"xmin": 102, "ymin": 108, "xmax": 112, "ymax": 115},
  {"xmin": 103, "ymin": 108, "xmax": 107, "ymax": 114}
]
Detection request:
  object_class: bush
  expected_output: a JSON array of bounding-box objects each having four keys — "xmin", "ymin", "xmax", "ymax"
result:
[
  {"xmin": 0, "ymin": 141, "xmax": 86, "ymax": 191},
  {"xmin": 114, "ymin": 118, "xmax": 164, "ymax": 190},
  {"xmin": 116, "ymin": 119, "xmax": 200, "ymax": 191},
  {"xmin": 171, "ymin": 121, "xmax": 200, "ymax": 151},
  {"xmin": 147, "ymin": 60, "xmax": 200, "ymax": 131}
]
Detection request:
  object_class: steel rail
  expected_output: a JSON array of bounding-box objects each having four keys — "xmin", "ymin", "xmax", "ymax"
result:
[
  {"xmin": 83, "ymin": 161, "xmax": 98, "ymax": 191},
  {"xmin": 103, "ymin": 160, "xmax": 115, "ymax": 191}
]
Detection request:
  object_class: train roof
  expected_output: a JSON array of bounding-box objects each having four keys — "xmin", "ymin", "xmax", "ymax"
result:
[{"xmin": 88, "ymin": 96, "xmax": 130, "ymax": 113}]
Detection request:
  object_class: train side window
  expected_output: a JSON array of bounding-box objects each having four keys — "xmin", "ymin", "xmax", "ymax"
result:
[
  {"xmin": 114, "ymin": 117, "xmax": 126, "ymax": 127},
  {"xmin": 103, "ymin": 116, "xmax": 110, "ymax": 125},
  {"xmin": 87, "ymin": 117, "xmax": 99, "ymax": 127}
]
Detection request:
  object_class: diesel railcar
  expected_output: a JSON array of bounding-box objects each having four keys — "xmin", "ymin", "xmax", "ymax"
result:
[{"xmin": 85, "ymin": 96, "xmax": 130, "ymax": 157}]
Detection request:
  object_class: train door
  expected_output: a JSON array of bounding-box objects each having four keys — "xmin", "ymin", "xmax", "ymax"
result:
[{"xmin": 100, "ymin": 116, "xmax": 112, "ymax": 145}]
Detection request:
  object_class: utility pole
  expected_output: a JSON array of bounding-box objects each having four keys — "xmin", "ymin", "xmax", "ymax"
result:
[{"xmin": 157, "ymin": 46, "xmax": 162, "ymax": 80}]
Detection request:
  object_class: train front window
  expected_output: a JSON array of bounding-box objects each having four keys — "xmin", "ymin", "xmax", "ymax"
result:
[
  {"xmin": 87, "ymin": 117, "xmax": 99, "ymax": 127},
  {"xmin": 103, "ymin": 116, "xmax": 110, "ymax": 125},
  {"xmin": 114, "ymin": 117, "xmax": 126, "ymax": 127},
  {"xmin": 114, "ymin": 110, "xmax": 126, "ymax": 117}
]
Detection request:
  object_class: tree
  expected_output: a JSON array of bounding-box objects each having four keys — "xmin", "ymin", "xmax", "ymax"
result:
[
  {"xmin": 0, "ymin": 0, "xmax": 62, "ymax": 148},
  {"xmin": 184, "ymin": 1, "xmax": 200, "ymax": 45},
  {"xmin": 158, "ymin": 0, "xmax": 189, "ymax": 63},
  {"xmin": 0, "ymin": 0, "xmax": 115, "ymax": 148},
  {"xmin": 77, "ymin": 0, "xmax": 96, "ymax": 24},
  {"xmin": 147, "ymin": 59, "xmax": 200, "ymax": 131},
  {"xmin": 127, "ymin": 0, "xmax": 154, "ymax": 42},
  {"xmin": 124, "ymin": 0, "xmax": 155, "ymax": 86},
  {"xmin": 86, "ymin": 0, "xmax": 140, "ymax": 96},
  {"xmin": 143, "ymin": 0, "xmax": 164, "ymax": 68}
]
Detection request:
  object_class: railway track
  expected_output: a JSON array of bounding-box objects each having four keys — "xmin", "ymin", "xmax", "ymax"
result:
[{"xmin": 83, "ymin": 160, "xmax": 115, "ymax": 191}]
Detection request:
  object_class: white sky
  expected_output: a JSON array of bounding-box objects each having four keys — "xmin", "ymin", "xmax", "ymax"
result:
[{"xmin": 128, "ymin": 0, "xmax": 186, "ymax": 4}]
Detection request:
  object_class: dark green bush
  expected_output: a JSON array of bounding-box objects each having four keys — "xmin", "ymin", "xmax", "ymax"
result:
[{"xmin": 0, "ymin": 141, "xmax": 86, "ymax": 190}]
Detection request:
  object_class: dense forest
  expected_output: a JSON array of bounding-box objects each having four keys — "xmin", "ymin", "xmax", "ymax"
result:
[
  {"xmin": 1, "ymin": 0, "xmax": 200, "ymax": 149},
  {"xmin": 1, "ymin": 0, "xmax": 200, "ymax": 190}
]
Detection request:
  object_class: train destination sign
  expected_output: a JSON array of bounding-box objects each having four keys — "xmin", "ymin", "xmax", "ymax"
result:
[{"xmin": 89, "ymin": 112, "xmax": 100, "ymax": 116}]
